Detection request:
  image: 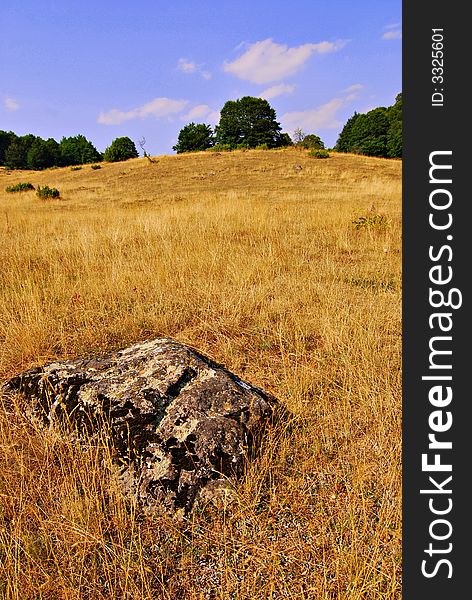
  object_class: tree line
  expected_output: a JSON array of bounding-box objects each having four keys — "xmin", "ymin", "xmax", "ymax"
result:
[
  {"xmin": 174, "ymin": 94, "xmax": 402, "ymax": 158},
  {"xmin": 335, "ymin": 93, "xmax": 402, "ymax": 158},
  {"xmin": 0, "ymin": 132, "xmax": 139, "ymax": 170},
  {"xmin": 1, "ymin": 93, "xmax": 401, "ymax": 170}
]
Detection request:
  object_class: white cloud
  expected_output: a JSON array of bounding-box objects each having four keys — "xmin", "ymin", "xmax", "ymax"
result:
[
  {"xmin": 177, "ymin": 58, "xmax": 212, "ymax": 79},
  {"xmin": 282, "ymin": 98, "xmax": 346, "ymax": 132},
  {"xmin": 223, "ymin": 38, "xmax": 347, "ymax": 84},
  {"xmin": 182, "ymin": 104, "xmax": 220, "ymax": 125},
  {"xmin": 281, "ymin": 85, "xmax": 362, "ymax": 133},
  {"xmin": 344, "ymin": 83, "xmax": 364, "ymax": 94},
  {"xmin": 259, "ymin": 83, "xmax": 296, "ymax": 100},
  {"xmin": 4, "ymin": 96, "xmax": 20, "ymax": 111},
  {"xmin": 382, "ymin": 30, "xmax": 402, "ymax": 40},
  {"xmin": 98, "ymin": 97, "xmax": 188, "ymax": 125},
  {"xmin": 177, "ymin": 58, "xmax": 197, "ymax": 73},
  {"xmin": 382, "ymin": 24, "xmax": 402, "ymax": 40}
]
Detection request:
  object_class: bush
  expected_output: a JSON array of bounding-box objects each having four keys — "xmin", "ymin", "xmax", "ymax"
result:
[
  {"xmin": 70, "ymin": 166, "xmax": 82, "ymax": 171},
  {"xmin": 5, "ymin": 182, "xmax": 35, "ymax": 192},
  {"xmin": 207, "ymin": 143, "xmax": 233, "ymax": 152},
  {"xmin": 308, "ymin": 149, "xmax": 330, "ymax": 159},
  {"xmin": 353, "ymin": 214, "xmax": 389, "ymax": 230},
  {"xmin": 90, "ymin": 164, "xmax": 101, "ymax": 170},
  {"xmin": 255, "ymin": 143, "xmax": 269, "ymax": 150},
  {"xmin": 36, "ymin": 185, "xmax": 60, "ymax": 199}
]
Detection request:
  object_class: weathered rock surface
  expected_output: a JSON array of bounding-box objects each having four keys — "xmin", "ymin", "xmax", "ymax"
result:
[{"xmin": 3, "ymin": 338, "xmax": 277, "ymax": 515}]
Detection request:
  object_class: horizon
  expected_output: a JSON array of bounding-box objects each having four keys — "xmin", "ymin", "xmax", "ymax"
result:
[{"xmin": 1, "ymin": 1, "xmax": 401, "ymax": 155}]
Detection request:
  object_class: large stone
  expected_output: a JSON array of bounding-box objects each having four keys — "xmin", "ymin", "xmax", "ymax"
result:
[{"xmin": 2, "ymin": 338, "xmax": 277, "ymax": 515}]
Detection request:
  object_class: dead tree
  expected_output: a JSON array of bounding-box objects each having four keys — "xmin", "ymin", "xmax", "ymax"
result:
[{"xmin": 138, "ymin": 137, "xmax": 158, "ymax": 163}]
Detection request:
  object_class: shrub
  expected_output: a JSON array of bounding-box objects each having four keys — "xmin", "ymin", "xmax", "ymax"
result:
[
  {"xmin": 70, "ymin": 166, "xmax": 82, "ymax": 171},
  {"xmin": 308, "ymin": 149, "xmax": 330, "ymax": 159},
  {"xmin": 207, "ymin": 143, "xmax": 233, "ymax": 152},
  {"xmin": 255, "ymin": 143, "xmax": 269, "ymax": 150},
  {"xmin": 5, "ymin": 182, "xmax": 35, "ymax": 192},
  {"xmin": 90, "ymin": 164, "xmax": 101, "ymax": 170},
  {"xmin": 36, "ymin": 185, "xmax": 60, "ymax": 199},
  {"xmin": 353, "ymin": 214, "xmax": 389, "ymax": 230}
]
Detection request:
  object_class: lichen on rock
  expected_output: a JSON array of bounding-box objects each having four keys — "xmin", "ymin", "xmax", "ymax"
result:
[{"xmin": 2, "ymin": 338, "xmax": 278, "ymax": 515}]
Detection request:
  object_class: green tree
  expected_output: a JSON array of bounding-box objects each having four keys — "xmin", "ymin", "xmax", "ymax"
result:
[
  {"xmin": 60, "ymin": 134, "xmax": 102, "ymax": 166},
  {"xmin": 173, "ymin": 123, "xmax": 214, "ymax": 153},
  {"xmin": 215, "ymin": 96, "xmax": 283, "ymax": 149},
  {"xmin": 279, "ymin": 132, "xmax": 293, "ymax": 147},
  {"xmin": 103, "ymin": 136, "xmax": 139, "ymax": 162},
  {"xmin": 27, "ymin": 137, "xmax": 61, "ymax": 170},
  {"xmin": 0, "ymin": 130, "xmax": 18, "ymax": 165},
  {"xmin": 300, "ymin": 134, "xmax": 325, "ymax": 150},
  {"xmin": 335, "ymin": 94, "xmax": 402, "ymax": 158},
  {"xmin": 4, "ymin": 134, "xmax": 36, "ymax": 169},
  {"xmin": 349, "ymin": 108, "xmax": 390, "ymax": 156},
  {"xmin": 386, "ymin": 93, "xmax": 402, "ymax": 158},
  {"xmin": 335, "ymin": 112, "xmax": 360, "ymax": 152}
]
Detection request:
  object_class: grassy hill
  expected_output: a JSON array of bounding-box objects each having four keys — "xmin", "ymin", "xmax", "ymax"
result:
[{"xmin": 0, "ymin": 148, "xmax": 402, "ymax": 599}]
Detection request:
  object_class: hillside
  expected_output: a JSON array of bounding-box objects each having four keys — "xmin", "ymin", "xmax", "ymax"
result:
[{"xmin": 0, "ymin": 148, "xmax": 402, "ymax": 598}]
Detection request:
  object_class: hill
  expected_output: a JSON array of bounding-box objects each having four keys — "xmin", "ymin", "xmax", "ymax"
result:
[{"xmin": 0, "ymin": 148, "xmax": 402, "ymax": 598}]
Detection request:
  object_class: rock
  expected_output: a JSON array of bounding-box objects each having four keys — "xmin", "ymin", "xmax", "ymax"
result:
[
  {"xmin": 293, "ymin": 164, "xmax": 303, "ymax": 171},
  {"xmin": 2, "ymin": 338, "xmax": 277, "ymax": 516}
]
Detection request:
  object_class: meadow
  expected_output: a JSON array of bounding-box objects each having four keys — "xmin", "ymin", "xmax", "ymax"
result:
[{"xmin": 0, "ymin": 148, "xmax": 402, "ymax": 599}]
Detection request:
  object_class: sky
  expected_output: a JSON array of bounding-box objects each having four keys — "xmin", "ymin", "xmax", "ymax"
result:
[{"xmin": 1, "ymin": 1, "xmax": 401, "ymax": 155}]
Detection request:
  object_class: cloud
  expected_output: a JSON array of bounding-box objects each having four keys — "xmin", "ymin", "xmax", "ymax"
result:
[
  {"xmin": 344, "ymin": 83, "xmax": 364, "ymax": 94},
  {"xmin": 177, "ymin": 58, "xmax": 212, "ymax": 79},
  {"xmin": 4, "ymin": 97, "xmax": 20, "ymax": 111},
  {"xmin": 282, "ymin": 98, "xmax": 346, "ymax": 132},
  {"xmin": 177, "ymin": 58, "xmax": 197, "ymax": 73},
  {"xmin": 382, "ymin": 24, "xmax": 402, "ymax": 40},
  {"xmin": 181, "ymin": 104, "xmax": 219, "ymax": 124},
  {"xmin": 281, "ymin": 85, "xmax": 362, "ymax": 133},
  {"xmin": 223, "ymin": 38, "xmax": 347, "ymax": 84},
  {"xmin": 259, "ymin": 83, "xmax": 296, "ymax": 100},
  {"xmin": 98, "ymin": 97, "xmax": 188, "ymax": 125}
]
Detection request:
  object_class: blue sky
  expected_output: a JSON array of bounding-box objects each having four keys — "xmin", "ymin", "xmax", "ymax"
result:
[{"xmin": 1, "ymin": 1, "xmax": 401, "ymax": 155}]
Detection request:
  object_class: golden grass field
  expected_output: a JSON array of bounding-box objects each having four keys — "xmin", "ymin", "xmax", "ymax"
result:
[{"xmin": 0, "ymin": 148, "xmax": 402, "ymax": 599}]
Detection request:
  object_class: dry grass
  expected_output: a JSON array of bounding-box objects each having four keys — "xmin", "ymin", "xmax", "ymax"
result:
[{"xmin": 0, "ymin": 148, "xmax": 402, "ymax": 599}]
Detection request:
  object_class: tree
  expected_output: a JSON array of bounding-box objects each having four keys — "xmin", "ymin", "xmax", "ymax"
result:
[
  {"xmin": 348, "ymin": 108, "xmax": 390, "ymax": 156},
  {"xmin": 279, "ymin": 132, "xmax": 293, "ymax": 147},
  {"xmin": 60, "ymin": 134, "xmax": 102, "ymax": 165},
  {"xmin": 138, "ymin": 137, "xmax": 157, "ymax": 163},
  {"xmin": 0, "ymin": 130, "xmax": 17, "ymax": 165},
  {"xmin": 27, "ymin": 137, "xmax": 61, "ymax": 170},
  {"xmin": 300, "ymin": 134, "xmax": 325, "ymax": 150},
  {"xmin": 335, "ymin": 112, "xmax": 360, "ymax": 153},
  {"xmin": 335, "ymin": 94, "xmax": 402, "ymax": 158},
  {"xmin": 103, "ymin": 136, "xmax": 139, "ymax": 162},
  {"xmin": 292, "ymin": 128, "xmax": 305, "ymax": 145},
  {"xmin": 215, "ymin": 96, "xmax": 283, "ymax": 149},
  {"xmin": 386, "ymin": 93, "xmax": 402, "ymax": 158},
  {"xmin": 173, "ymin": 123, "xmax": 214, "ymax": 153},
  {"xmin": 4, "ymin": 134, "xmax": 36, "ymax": 169}
]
